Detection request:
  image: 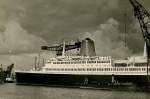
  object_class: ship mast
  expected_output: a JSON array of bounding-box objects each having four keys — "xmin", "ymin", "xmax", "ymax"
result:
[{"xmin": 62, "ymin": 40, "xmax": 66, "ymax": 56}]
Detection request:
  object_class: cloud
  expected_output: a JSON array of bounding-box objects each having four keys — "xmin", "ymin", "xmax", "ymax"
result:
[
  {"xmin": 0, "ymin": 53, "xmax": 37, "ymax": 70},
  {"xmin": 0, "ymin": 19, "xmax": 48, "ymax": 69},
  {"xmin": 0, "ymin": 0, "xmax": 149, "ymax": 69},
  {"xmin": 13, "ymin": 0, "xmax": 120, "ymax": 44},
  {"xmin": 0, "ymin": 19, "xmax": 47, "ymax": 54}
]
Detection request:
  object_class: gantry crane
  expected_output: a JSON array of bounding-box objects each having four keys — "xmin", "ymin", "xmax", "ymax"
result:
[
  {"xmin": 41, "ymin": 41, "xmax": 81, "ymax": 56},
  {"xmin": 129, "ymin": 0, "xmax": 150, "ymax": 81}
]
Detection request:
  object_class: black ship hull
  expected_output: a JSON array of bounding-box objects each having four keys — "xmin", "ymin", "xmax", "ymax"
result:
[{"xmin": 15, "ymin": 71, "xmax": 149, "ymax": 88}]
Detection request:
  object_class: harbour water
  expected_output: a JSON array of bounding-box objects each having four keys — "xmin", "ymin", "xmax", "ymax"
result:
[{"xmin": 0, "ymin": 83, "xmax": 150, "ymax": 99}]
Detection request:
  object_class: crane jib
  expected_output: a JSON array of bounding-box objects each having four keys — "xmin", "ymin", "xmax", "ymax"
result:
[{"xmin": 129, "ymin": 0, "xmax": 150, "ymax": 83}]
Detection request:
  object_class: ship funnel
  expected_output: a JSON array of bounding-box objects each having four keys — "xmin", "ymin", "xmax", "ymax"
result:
[{"xmin": 80, "ymin": 38, "xmax": 96, "ymax": 56}]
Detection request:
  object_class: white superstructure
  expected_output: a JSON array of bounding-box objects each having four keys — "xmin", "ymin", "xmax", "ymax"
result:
[{"xmin": 39, "ymin": 55, "xmax": 149, "ymax": 76}]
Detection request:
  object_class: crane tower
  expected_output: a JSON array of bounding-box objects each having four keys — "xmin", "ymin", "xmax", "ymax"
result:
[{"xmin": 129, "ymin": 0, "xmax": 150, "ymax": 82}]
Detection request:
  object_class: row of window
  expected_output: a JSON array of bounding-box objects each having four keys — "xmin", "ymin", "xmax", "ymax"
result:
[
  {"xmin": 71, "ymin": 57, "xmax": 111, "ymax": 61},
  {"xmin": 45, "ymin": 68, "xmax": 149, "ymax": 71},
  {"xmin": 114, "ymin": 63, "xmax": 127, "ymax": 67},
  {"xmin": 114, "ymin": 63, "xmax": 147, "ymax": 67},
  {"xmin": 53, "ymin": 61, "xmax": 111, "ymax": 64},
  {"xmin": 134, "ymin": 63, "xmax": 147, "ymax": 67}
]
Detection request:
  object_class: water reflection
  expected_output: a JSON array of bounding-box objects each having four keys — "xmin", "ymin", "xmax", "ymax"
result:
[{"xmin": 0, "ymin": 83, "xmax": 150, "ymax": 99}]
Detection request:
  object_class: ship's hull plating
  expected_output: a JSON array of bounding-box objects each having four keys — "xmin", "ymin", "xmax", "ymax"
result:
[{"xmin": 15, "ymin": 71, "xmax": 149, "ymax": 87}]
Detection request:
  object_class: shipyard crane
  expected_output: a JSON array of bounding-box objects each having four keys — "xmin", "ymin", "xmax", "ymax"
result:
[
  {"xmin": 41, "ymin": 41, "xmax": 81, "ymax": 56},
  {"xmin": 129, "ymin": 0, "xmax": 150, "ymax": 81},
  {"xmin": 4, "ymin": 63, "xmax": 14, "ymax": 78}
]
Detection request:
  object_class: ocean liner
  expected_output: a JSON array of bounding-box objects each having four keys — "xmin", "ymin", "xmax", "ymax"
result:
[
  {"xmin": 15, "ymin": 0, "xmax": 150, "ymax": 88},
  {"xmin": 15, "ymin": 38, "xmax": 149, "ymax": 87}
]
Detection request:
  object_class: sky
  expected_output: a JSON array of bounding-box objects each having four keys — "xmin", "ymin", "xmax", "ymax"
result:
[{"xmin": 0, "ymin": 0, "xmax": 150, "ymax": 69}]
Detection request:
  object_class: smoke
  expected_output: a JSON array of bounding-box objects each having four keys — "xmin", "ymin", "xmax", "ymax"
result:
[
  {"xmin": 79, "ymin": 32, "xmax": 95, "ymax": 41},
  {"xmin": 80, "ymin": 18, "xmax": 132, "ymax": 58}
]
